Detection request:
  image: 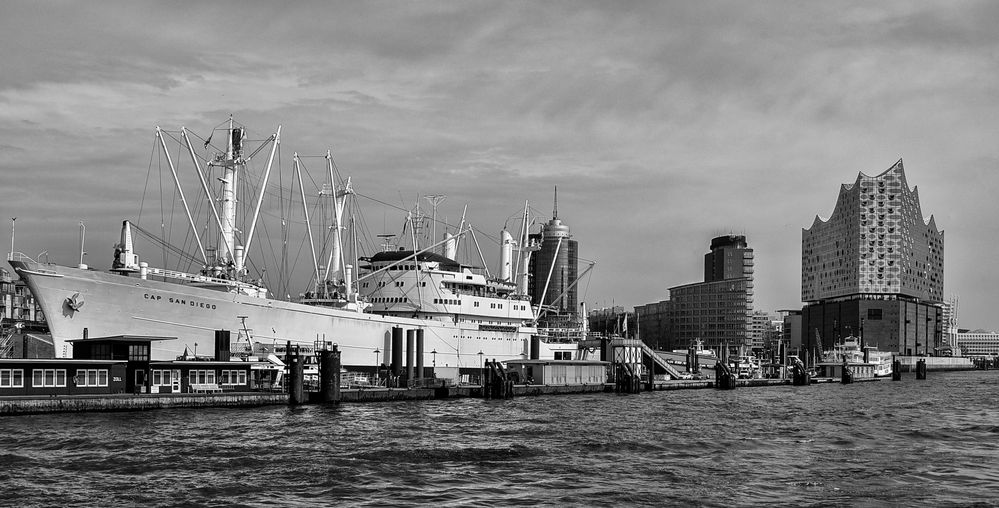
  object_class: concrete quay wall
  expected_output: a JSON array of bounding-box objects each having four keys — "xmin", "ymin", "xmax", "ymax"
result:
[
  {"xmin": 0, "ymin": 392, "xmax": 289, "ymax": 416},
  {"xmin": 334, "ymin": 383, "xmax": 609, "ymax": 403},
  {"xmin": 1, "ymin": 384, "xmax": 617, "ymax": 415}
]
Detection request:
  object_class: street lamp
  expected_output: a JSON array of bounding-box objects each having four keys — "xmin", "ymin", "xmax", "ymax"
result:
[
  {"xmin": 478, "ymin": 350, "xmax": 484, "ymax": 386},
  {"xmin": 431, "ymin": 349, "xmax": 437, "ymax": 368},
  {"xmin": 374, "ymin": 348, "xmax": 380, "ymax": 368}
]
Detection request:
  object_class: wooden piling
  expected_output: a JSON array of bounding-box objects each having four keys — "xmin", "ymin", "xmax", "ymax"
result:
[
  {"xmin": 319, "ymin": 346, "xmax": 341, "ymax": 404},
  {"xmin": 289, "ymin": 346, "xmax": 305, "ymax": 405},
  {"xmin": 406, "ymin": 329, "xmax": 415, "ymax": 384}
]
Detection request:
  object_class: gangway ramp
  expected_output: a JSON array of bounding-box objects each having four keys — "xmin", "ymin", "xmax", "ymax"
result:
[
  {"xmin": 607, "ymin": 337, "xmax": 687, "ymax": 380},
  {"xmin": 639, "ymin": 342, "xmax": 685, "ymax": 380}
]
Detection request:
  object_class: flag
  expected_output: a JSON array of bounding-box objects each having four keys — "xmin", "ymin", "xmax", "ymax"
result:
[{"xmin": 203, "ymin": 131, "xmax": 213, "ymax": 149}]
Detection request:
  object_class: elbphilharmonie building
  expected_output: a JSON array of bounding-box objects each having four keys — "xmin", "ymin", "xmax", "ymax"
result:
[{"xmin": 801, "ymin": 159, "xmax": 944, "ymax": 355}]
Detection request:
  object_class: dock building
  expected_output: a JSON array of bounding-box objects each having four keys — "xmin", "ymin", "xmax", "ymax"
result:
[
  {"xmin": 801, "ymin": 159, "xmax": 944, "ymax": 355},
  {"xmin": 955, "ymin": 330, "xmax": 999, "ymax": 357}
]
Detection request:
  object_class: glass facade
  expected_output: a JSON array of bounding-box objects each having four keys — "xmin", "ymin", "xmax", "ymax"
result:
[{"xmin": 802, "ymin": 160, "xmax": 944, "ymax": 303}]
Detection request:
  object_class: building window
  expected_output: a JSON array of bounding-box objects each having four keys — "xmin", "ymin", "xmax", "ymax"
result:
[
  {"xmin": 868, "ymin": 309, "xmax": 883, "ymax": 320},
  {"xmin": 0, "ymin": 369, "xmax": 24, "ymax": 388},
  {"xmin": 32, "ymin": 369, "xmax": 67, "ymax": 388},
  {"xmin": 76, "ymin": 369, "xmax": 110, "ymax": 387},
  {"xmin": 189, "ymin": 370, "xmax": 217, "ymax": 385},
  {"xmin": 151, "ymin": 369, "xmax": 173, "ymax": 386},
  {"xmin": 128, "ymin": 344, "xmax": 149, "ymax": 361},
  {"xmin": 91, "ymin": 344, "xmax": 111, "ymax": 360},
  {"xmin": 220, "ymin": 370, "xmax": 247, "ymax": 385}
]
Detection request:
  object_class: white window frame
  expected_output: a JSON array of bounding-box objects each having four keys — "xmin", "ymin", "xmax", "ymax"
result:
[
  {"xmin": 150, "ymin": 369, "xmax": 172, "ymax": 387},
  {"xmin": 0, "ymin": 369, "xmax": 24, "ymax": 388},
  {"xmin": 189, "ymin": 369, "xmax": 217, "ymax": 385},
  {"xmin": 218, "ymin": 370, "xmax": 248, "ymax": 386},
  {"xmin": 32, "ymin": 369, "xmax": 67, "ymax": 388},
  {"xmin": 76, "ymin": 369, "xmax": 110, "ymax": 388}
]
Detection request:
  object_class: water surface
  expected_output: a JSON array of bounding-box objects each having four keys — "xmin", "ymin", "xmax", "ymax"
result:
[{"xmin": 1, "ymin": 371, "xmax": 997, "ymax": 506}]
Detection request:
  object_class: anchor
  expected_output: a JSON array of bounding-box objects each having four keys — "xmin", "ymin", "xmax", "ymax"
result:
[{"xmin": 65, "ymin": 292, "xmax": 85, "ymax": 311}]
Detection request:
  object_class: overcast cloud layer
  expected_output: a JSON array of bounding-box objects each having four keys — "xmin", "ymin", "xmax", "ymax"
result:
[{"xmin": 2, "ymin": 1, "xmax": 998, "ymax": 329}]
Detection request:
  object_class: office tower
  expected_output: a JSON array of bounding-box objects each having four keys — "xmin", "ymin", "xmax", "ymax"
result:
[{"xmin": 528, "ymin": 189, "xmax": 579, "ymax": 334}]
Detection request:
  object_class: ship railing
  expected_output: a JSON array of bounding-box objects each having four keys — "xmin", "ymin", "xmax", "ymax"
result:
[
  {"xmin": 6, "ymin": 252, "xmax": 37, "ymax": 263},
  {"xmin": 144, "ymin": 266, "xmax": 264, "ymax": 293}
]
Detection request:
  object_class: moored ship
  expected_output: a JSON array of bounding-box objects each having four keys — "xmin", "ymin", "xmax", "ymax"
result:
[
  {"xmin": 7, "ymin": 119, "xmax": 579, "ymax": 379},
  {"xmin": 816, "ymin": 335, "xmax": 893, "ymax": 379}
]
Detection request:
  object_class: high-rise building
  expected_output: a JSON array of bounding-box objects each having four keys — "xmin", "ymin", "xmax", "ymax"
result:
[
  {"xmin": 705, "ymin": 235, "xmax": 754, "ymax": 282},
  {"xmin": 528, "ymin": 189, "xmax": 579, "ymax": 330},
  {"xmin": 801, "ymin": 159, "xmax": 944, "ymax": 355},
  {"xmin": 636, "ymin": 234, "xmax": 754, "ymax": 352}
]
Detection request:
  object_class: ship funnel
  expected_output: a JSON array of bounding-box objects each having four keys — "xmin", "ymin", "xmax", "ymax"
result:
[
  {"xmin": 500, "ymin": 230, "xmax": 514, "ymax": 282},
  {"xmin": 113, "ymin": 220, "xmax": 139, "ymax": 272},
  {"xmin": 444, "ymin": 232, "xmax": 456, "ymax": 260}
]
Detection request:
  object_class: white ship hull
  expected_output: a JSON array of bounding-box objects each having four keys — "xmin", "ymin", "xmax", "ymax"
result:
[{"xmin": 11, "ymin": 258, "xmax": 573, "ymax": 370}]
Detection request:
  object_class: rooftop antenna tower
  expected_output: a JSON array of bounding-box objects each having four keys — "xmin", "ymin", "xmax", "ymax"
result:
[{"xmin": 553, "ymin": 185, "xmax": 558, "ymax": 220}]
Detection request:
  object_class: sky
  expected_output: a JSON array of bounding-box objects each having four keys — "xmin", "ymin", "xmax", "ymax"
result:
[{"xmin": 2, "ymin": 1, "xmax": 998, "ymax": 329}]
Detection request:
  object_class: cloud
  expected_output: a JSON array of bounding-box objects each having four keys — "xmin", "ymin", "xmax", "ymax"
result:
[{"xmin": 1, "ymin": 1, "xmax": 998, "ymax": 328}]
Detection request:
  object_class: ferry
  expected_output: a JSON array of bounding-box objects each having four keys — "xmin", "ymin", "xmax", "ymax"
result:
[{"xmin": 816, "ymin": 336, "xmax": 893, "ymax": 379}]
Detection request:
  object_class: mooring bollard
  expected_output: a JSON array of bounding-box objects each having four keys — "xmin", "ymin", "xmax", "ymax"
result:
[{"xmin": 915, "ymin": 358, "xmax": 927, "ymax": 380}]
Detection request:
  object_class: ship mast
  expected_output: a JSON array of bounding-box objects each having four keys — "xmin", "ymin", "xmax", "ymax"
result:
[
  {"xmin": 219, "ymin": 117, "xmax": 242, "ymax": 270},
  {"xmin": 324, "ymin": 150, "xmax": 353, "ymax": 290}
]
